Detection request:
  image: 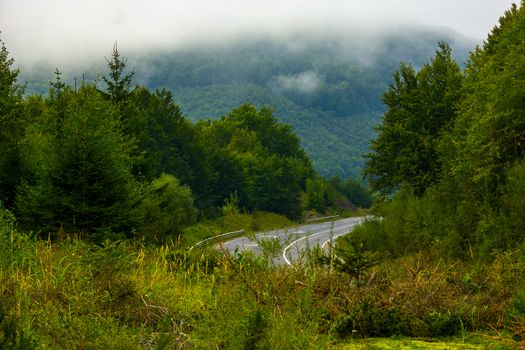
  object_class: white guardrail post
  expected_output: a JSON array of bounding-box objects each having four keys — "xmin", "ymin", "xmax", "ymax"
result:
[
  {"xmin": 305, "ymin": 215, "xmax": 340, "ymax": 223},
  {"xmin": 189, "ymin": 229, "xmax": 245, "ymax": 253}
]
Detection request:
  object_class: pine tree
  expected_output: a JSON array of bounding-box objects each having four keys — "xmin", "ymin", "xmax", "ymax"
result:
[
  {"xmin": 0, "ymin": 34, "xmax": 25, "ymax": 207},
  {"xmin": 101, "ymin": 42, "xmax": 135, "ymax": 110},
  {"xmin": 17, "ymin": 85, "xmax": 139, "ymax": 238}
]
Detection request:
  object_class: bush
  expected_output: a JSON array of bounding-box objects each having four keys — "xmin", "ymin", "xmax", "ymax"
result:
[
  {"xmin": 0, "ymin": 204, "xmax": 38, "ymax": 272},
  {"xmin": 137, "ymin": 173, "xmax": 196, "ymax": 241},
  {"xmin": 305, "ymin": 177, "xmax": 334, "ymax": 213},
  {"xmin": 320, "ymin": 235, "xmax": 382, "ymax": 283},
  {"xmin": 330, "ymin": 297, "xmax": 411, "ymax": 337},
  {"xmin": 508, "ymin": 290, "xmax": 525, "ymax": 340},
  {"xmin": 500, "ymin": 159, "xmax": 525, "ymax": 247}
]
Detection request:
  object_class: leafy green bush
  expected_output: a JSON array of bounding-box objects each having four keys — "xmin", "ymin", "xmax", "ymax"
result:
[
  {"xmin": 305, "ymin": 177, "xmax": 334, "ymax": 213},
  {"xmin": 320, "ymin": 235, "xmax": 382, "ymax": 283},
  {"xmin": 137, "ymin": 173, "xmax": 196, "ymax": 241},
  {"xmin": 508, "ymin": 290, "xmax": 525, "ymax": 340},
  {"xmin": 0, "ymin": 204, "xmax": 38, "ymax": 273},
  {"xmin": 424, "ymin": 310, "xmax": 462, "ymax": 337},
  {"xmin": 499, "ymin": 159, "xmax": 525, "ymax": 249},
  {"xmin": 330, "ymin": 297, "xmax": 411, "ymax": 337}
]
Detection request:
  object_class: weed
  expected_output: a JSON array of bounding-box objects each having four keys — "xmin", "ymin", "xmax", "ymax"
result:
[{"xmin": 0, "ymin": 209, "xmax": 523, "ymax": 348}]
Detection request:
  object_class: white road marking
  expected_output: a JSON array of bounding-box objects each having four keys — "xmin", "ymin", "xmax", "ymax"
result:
[
  {"xmin": 282, "ymin": 223, "xmax": 355, "ymax": 266},
  {"xmin": 321, "ymin": 232, "xmax": 350, "ymax": 249}
]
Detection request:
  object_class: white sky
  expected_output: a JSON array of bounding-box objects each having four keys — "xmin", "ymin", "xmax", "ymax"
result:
[{"xmin": 0, "ymin": 0, "xmax": 517, "ymax": 65}]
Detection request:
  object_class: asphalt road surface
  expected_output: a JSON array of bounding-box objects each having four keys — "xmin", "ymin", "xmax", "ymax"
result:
[{"xmin": 221, "ymin": 216, "xmax": 369, "ymax": 267}]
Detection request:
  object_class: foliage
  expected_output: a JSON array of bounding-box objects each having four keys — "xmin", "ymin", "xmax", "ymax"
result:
[
  {"xmin": 21, "ymin": 31, "xmax": 475, "ymax": 179},
  {"xmin": 0, "ymin": 41, "xmax": 321, "ymax": 236},
  {"xmin": 200, "ymin": 104, "xmax": 314, "ymax": 218},
  {"xmin": 337, "ymin": 337, "xmax": 514, "ymax": 349},
  {"xmin": 438, "ymin": 2, "xmax": 525, "ymax": 253},
  {"xmin": 329, "ymin": 176, "xmax": 373, "ymax": 209},
  {"xmin": 305, "ymin": 177, "xmax": 336, "ymax": 213},
  {"xmin": 0, "ymin": 34, "xmax": 26, "ymax": 208},
  {"xmin": 123, "ymin": 87, "xmax": 213, "ymax": 211},
  {"xmin": 362, "ymin": 2, "xmax": 525, "ymax": 260},
  {"xmin": 220, "ymin": 191, "xmax": 241, "ymax": 216},
  {"xmin": 500, "ymin": 159, "xmax": 525, "ymax": 246},
  {"xmin": 4, "ymin": 3, "xmax": 525, "ymax": 347},
  {"xmin": 16, "ymin": 85, "xmax": 139, "ymax": 238},
  {"xmin": 320, "ymin": 235, "xmax": 382, "ymax": 283},
  {"xmin": 101, "ymin": 42, "xmax": 135, "ymax": 109},
  {"xmin": 137, "ymin": 173, "xmax": 196, "ymax": 242},
  {"xmin": 0, "ymin": 226, "xmax": 523, "ymax": 348},
  {"xmin": 366, "ymin": 42, "xmax": 463, "ymax": 196},
  {"xmin": 147, "ymin": 33, "xmax": 471, "ymax": 179}
]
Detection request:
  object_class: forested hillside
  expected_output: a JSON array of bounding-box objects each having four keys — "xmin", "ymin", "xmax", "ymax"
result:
[
  {"xmin": 20, "ymin": 29, "xmax": 475, "ymax": 178},
  {"xmin": 362, "ymin": 2, "xmax": 525, "ymax": 259},
  {"xmin": 3, "ymin": 2, "xmax": 525, "ymax": 348}
]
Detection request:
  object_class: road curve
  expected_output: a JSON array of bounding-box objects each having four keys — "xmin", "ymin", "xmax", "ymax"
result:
[{"xmin": 221, "ymin": 216, "xmax": 369, "ymax": 266}]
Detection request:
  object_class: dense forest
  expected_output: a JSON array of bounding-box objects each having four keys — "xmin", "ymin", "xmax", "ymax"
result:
[
  {"xmin": 20, "ymin": 29, "xmax": 475, "ymax": 179},
  {"xmin": 1, "ymin": 40, "xmax": 369, "ymax": 241},
  {"xmin": 2, "ymin": 2, "xmax": 525, "ymax": 349},
  {"xmin": 362, "ymin": 3, "xmax": 525, "ymax": 260}
]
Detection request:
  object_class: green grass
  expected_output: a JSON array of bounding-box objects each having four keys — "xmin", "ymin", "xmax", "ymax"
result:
[
  {"xmin": 181, "ymin": 210, "xmax": 294, "ymax": 248},
  {"xmin": 334, "ymin": 336, "xmax": 517, "ymax": 349},
  {"xmin": 1, "ymin": 210, "xmax": 524, "ymax": 349}
]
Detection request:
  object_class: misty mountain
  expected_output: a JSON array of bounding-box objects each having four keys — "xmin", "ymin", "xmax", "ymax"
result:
[{"xmin": 20, "ymin": 28, "xmax": 476, "ymax": 179}]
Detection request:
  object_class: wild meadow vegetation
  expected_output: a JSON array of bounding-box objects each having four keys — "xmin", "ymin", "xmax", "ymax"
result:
[
  {"xmin": 1, "ymin": 206, "xmax": 522, "ymax": 349},
  {"xmin": 2, "ymin": 2, "xmax": 525, "ymax": 349}
]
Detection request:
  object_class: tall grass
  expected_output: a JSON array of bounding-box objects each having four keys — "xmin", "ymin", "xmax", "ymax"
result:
[{"xmin": 0, "ymin": 206, "xmax": 523, "ymax": 348}]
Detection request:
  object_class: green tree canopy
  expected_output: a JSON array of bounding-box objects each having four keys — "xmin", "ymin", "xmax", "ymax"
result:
[
  {"xmin": 16, "ymin": 85, "xmax": 139, "ymax": 238},
  {"xmin": 445, "ymin": 2, "xmax": 525, "ymax": 203},
  {"xmin": 137, "ymin": 173, "xmax": 196, "ymax": 241},
  {"xmin": 0, "ymin": 34, "xmax": 26, "ymax": 207},
  {"xmin": 200, "ymin": 104, "xmax": 314, "ymax": 218},
  {"xmin": 365, "ymin": 42, "xmax": 463, "ymax": 196},
  {"xmin": 101, "ymin": 42, "xmax": 135, "ymax": 109},
  {"xmin": 122, "ymin": 86, "xmax": 214, "ymax": 211},
  {"xmin": 360, "ymin": 2, "xmax": 525, "ymax": 258}
]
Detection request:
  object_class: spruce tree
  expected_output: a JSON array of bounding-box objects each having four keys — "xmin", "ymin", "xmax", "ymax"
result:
[
  {"xmin": 17, "ymin": 85, "xmax": 139, "ymax": 238},
  {"xmin": 101, "ymin": 42, "xmax": 134, "ymax": 110},
  {"xmin": 0, "ymin": 35, "xmax": 25, "ymax": 207}
]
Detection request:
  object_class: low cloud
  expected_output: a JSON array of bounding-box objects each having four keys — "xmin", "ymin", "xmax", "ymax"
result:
[
  {"xmin": 274, "ymin": 71, "xmax": 323, "ymax": 94},
  {"xmin": 0, "ymin": 0, "xmax": 515, "ymax": 67}
]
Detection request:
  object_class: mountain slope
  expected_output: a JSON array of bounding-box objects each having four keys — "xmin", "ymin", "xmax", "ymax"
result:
[{"xmin": 20, "ymin": 28, "xmax": 476, "ymax": 178}]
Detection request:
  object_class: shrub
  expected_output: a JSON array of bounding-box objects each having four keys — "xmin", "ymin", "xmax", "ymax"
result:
[
  {"xmin": 320, "ymin": 235, "xmax": 382, "ymax": 284},
  {"xmin": 137, "ymin": 173, "xmax": 196, "ymax": 242},
  {"xmin": 508, "ymin": 290, "xmax": 525, "ymax": 340}
]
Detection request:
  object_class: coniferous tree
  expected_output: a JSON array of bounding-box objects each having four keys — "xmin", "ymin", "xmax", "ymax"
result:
[
  {"xmin": 17, "ymin": 85, "xmax": 139, "ymax": 238},
  {"xmin": 101, "ymin": 42, "xmax": 135, "ymax": 110},
  {"xmin": 0, "ymin": 35, "xmax": 25, "ymax": 207},
  {"xmin": 123, "ymin": 86, "xmax": 214, "ymax": 212}
]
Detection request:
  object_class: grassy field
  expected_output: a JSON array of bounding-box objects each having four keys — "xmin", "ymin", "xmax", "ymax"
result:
[
  {"xmin": 1, "ymin": 210, "xmax": 523, "ymax": 349},
  {"xmin": 334, "ymin": 336, "xmax": 518, "ymax": 349}
]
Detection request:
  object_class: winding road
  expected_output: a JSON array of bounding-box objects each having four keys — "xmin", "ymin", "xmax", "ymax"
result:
[{"xmin": 221, "ymin": 216, "xmax": 369, "ymax": 266}]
